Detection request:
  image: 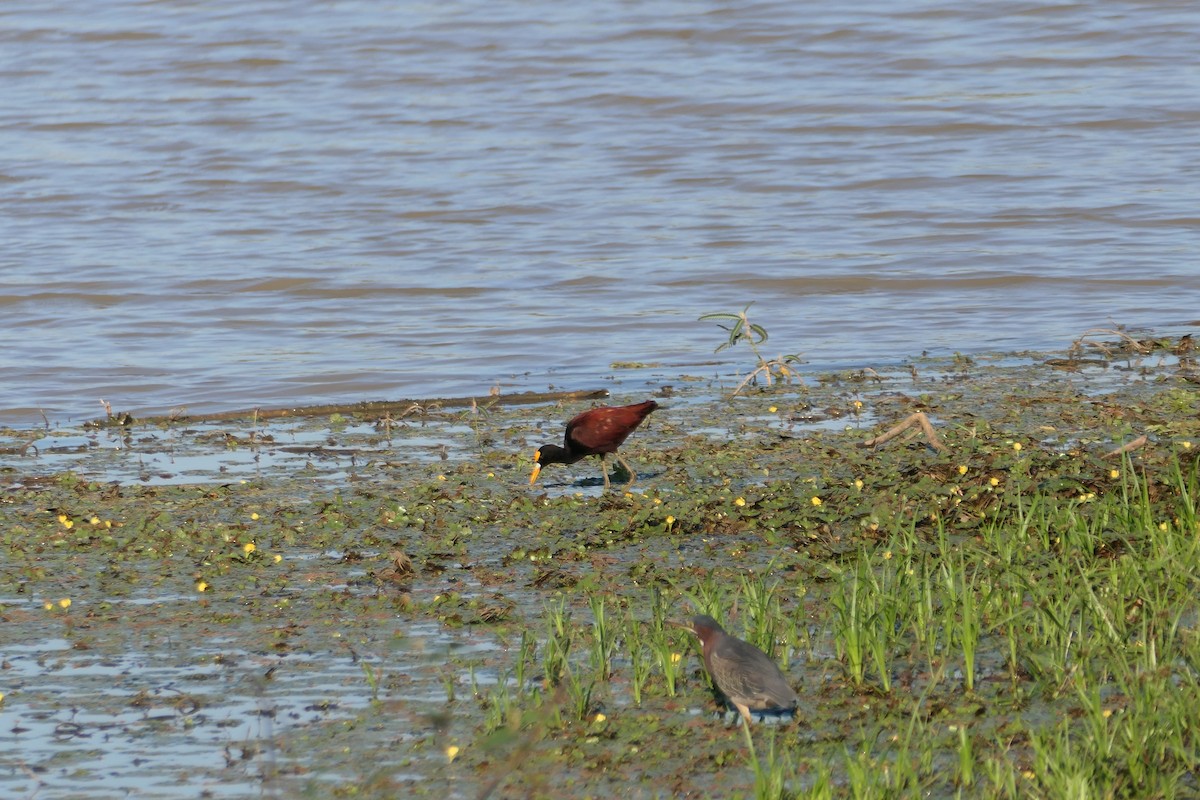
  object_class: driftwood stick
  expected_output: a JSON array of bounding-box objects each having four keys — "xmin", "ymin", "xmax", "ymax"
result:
[
  {"xmin": 91, "ymin": 388, "xmax": 613, "ymax": 427},
  {"xmin": 1105, "ymin": 434, "xmax": 1148, "ymax": 458},
  {"xmin": 860, "ymin": 412, "xmax": 948, "ymax": 453}
]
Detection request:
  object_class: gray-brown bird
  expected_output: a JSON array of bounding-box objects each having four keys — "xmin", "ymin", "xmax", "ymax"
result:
[{"xmin": 677, "ymin": 614, "xmax": 798, "ymax": 723}]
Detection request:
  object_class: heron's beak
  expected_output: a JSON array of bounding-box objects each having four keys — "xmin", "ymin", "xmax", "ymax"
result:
[
  {"xmin": 669, "ymin": 620, "xmax": 696, "ymax": 634},
  {"xmin": 529, "ymin": 463, "xmax": 542, "ymax": 485}
]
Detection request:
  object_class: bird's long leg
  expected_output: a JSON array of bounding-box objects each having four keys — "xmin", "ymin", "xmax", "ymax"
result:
[
  {"xmin": 735, "ymin": 702, "xmax": 752, "ymax": 724},
  {"xmin": 599, "ymin": 454, "xmax": 611, "ymax": 492},
  {"xmin": 614, "ymin": 454, "xmax": 638, "ymax": 488}
]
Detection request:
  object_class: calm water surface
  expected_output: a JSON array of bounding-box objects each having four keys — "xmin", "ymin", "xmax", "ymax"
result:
[{"xmin": 2, "ymin": 0, "xmax": 1198, "ymax": 425}]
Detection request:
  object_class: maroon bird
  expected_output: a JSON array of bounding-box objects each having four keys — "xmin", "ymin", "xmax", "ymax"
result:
[{"xmin": 529, "ymin": 400, "xmax": 659, "ymax": 491}]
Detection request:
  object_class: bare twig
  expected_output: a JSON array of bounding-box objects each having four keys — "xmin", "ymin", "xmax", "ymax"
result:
[
  {"xmin": 1105, "ymin": 434, "xmax": 1148, "ymax": 458},
  {"xmin": 860, "ymin": 412, "xmax": 948, "ymax": 453},
  {"xmin": 1068, "ymin": 328, "xmax": 1153, "ymax": 360}
]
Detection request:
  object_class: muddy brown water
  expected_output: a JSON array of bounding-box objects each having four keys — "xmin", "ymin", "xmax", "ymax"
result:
[{"xmin": 4, "ymin": 0, "xmax": 1200, "ymax": 425}]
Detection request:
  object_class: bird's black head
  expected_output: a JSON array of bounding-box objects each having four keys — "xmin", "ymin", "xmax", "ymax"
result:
[{"xmin": 529, "ymin": 443, "xmax": 570, "ymax": 484}]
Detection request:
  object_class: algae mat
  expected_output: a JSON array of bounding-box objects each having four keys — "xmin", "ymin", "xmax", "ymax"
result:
[{"xmin": 2, "ymin": 345, "xmax": 1200, "ymax": 799}]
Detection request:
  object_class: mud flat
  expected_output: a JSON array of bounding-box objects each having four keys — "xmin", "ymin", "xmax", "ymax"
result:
[{"xmin": 2, "ymin": 340, "xmax": 1199, "ymax": 799}]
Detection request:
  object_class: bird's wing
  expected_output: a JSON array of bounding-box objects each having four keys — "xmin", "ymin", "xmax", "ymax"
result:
[
  {"xmin": 715, "ymin": 639, "xmax": 798, "ymax": 708},
  {"xmin": 565, "ymin": 411, "xmax": 631, "ymax": 452}
]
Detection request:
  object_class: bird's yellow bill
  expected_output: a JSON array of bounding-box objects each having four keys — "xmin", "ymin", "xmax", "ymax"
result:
[{"xmin": 529, "ymin": 464, "xmax": 542, "ymax": 484}]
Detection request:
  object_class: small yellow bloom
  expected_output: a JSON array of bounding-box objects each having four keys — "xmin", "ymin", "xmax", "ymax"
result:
[
  {"xmin": 957, "ymin": 465, "xmax": 968, "ymax": 475},
  {"xmin": 104, "ymin": 520, "xmax": 112, "ymax": 528},
  {"xmin": 250, "ymin": 512, "xmax": 259, "ymax": 521},
  {"xmin": 1109, "ymin": 469, "xmax": 1120, "ymax": 479},
  {"xmin": 734, "ymin": 497, "xmax": 746, "ymax": 507},
  {"xmin": 274, "ymin": 553, "xmax": 283, "ymax": 563},
  {"xmin": 853, "ymin": 400, "xmax": 863, "ymax": 410},
  {"xmin": 665, "ymin": 515, "xmax": 675, "ymax": 526},
  {"xmin": 594, "ymin": 713, "xmax": 607, "ymax": 723},
  {"xmin": 1183, "ymin": 441, "xmax": 1193, "ymax": 450},
  {"xmin": 196, "ymin": 581, "xmax": 209, "ymax": 593},
  {"xmin": 58, "ymin": 598, "xmax": 71, "ymax": 609},
  {"xmin": 989, "ymin": 477, "xmax": 1000, "ymax": 487},
  {"xmin": 243, "ymin": 542, "xmax": 256, "ymax": 555},
  {"xmin": 854, "ymin": 479, "xmax": 864, "ymax": 490},
  {"xmin": 446, "ymin": 745, "xmax": 460, "ymax": 763},
  {"xmin": 670, "ymin": 653, "xmax": 682, "ymax": 664},
  {"xmin": 90, "ymin": 516, "xmax": 101, "ymax": 525},
  {"xmin": 437, "ymin": 474, "xmax": 447, "ymax": 481},
  {"xmin": 57, "ymin": 514, "xmax": 74, "ymax": 529},
  {"xmin": 1102, "ymin": 708, "xmax": 1113, "ymax": 718},
  {"xmin": 883, "ymin": 551, "xmax": 892, "ymax": 560},
  {"xmin": 487, "ymin": 472, "xmax": 495, "ymax": 478},
  {"xmin": 769, "ymin": 406, "xmax": 778, "ymax": 413},
  {"xmin": 43, "ymin": 602, "xmax": 53, "ymax": 611},
  {"xmin": 1022, "ymin": 770, "xmax": 1036, "ymax": 781},
  {"xmin": 1012, "ymin": 442, "xmax": 1022, "ymax": 452},
  {"xmin": 653, "ymin": 498, "xmax": 662, "ymax": 505},
  {"xmin": 811, "ymin": 496, "xmax": 822, "ymax": 507},
  {"xmin": 1159, "ymin": 522, "xmax": 1168, "ymax": 532}
]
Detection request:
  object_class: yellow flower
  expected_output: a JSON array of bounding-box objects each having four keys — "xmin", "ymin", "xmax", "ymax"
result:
[
  {"xmin": 58, "ymin": 598, "xmax": 71, "ymax": 609},
  {"xmin": 670, "ymin": 653, "xmax": 682, "ymax": 664},
  {"xmin": 957, "ymin": 465, "xmax": 968, "ymax": 475},
  {"xmin": 989, "ymin": 477, "xmax": 1000, "ymax": 487},
  {"xmin": 43, "ymin": 602, "xmax": 53, "ymax": 611},
  {"xmin": 811, "ymin": 496, "xmax": 822, "ymax": 507},
  {"xmin": 437, "ymin": 474, "xmax": 447, "ymax": 481},
  {"xmin": 854, "ymin": 479, "xmax": 864, "ymax": 490},
  {"xmin": 445, "ymin": 745, "xmax": 460, "ymax": 763},
  {"xmin": 1012, "ymin": 442, "xmax": 1022, "ymax": 452},
  {"xmin": 853, "ymin": 400, "xmax": 863, "ymax": 410},
  {"xmin": 734, "ymin": 497, "xmax": 746, "ymax": 507},
  {"xmin": 90, "ymin": 516, "xmax": 101, "ymax": 525},
  {"xmin": 1159, "ymin": 522, "xmax": 1168, "ymax": 532},
  {"xmin": 196, "ymin": 581, "xmax": 209, "ymax": 593},
  {"xmin": 1102, "ymin": 708, "xmax": 1113, "ymax": 718},
  {"xmin": 594, "ymin": 713, "xmax": 607, "ymax": 723},
  {"xmin": 250, "ymin": 512, "xmax": 259, "ymax": 521},
  {"xmin": 769, "ymin": 406, "xmax": 778, "ymax": 413},
  {"xmin": 1109, "ymin": 469, "xmax": 1120, "ymax": 479},
  {"xmin": 665, "ymin": 515, "xmax": 675, "ymax": 527},
  {"xmin": 883, "ymin": 551, "xmax": 892, "ymax": 560},
  {"xmin": 487, "ymin": 472, "xmax": 495, "ymax": 478},
  {"xmin": 274, "ymin": 553, "xmax": 283, "ymax": 563},
  {"xmin": 1183, "ymin": 441, "xmax": 1193, "ymax": 450},
  {"xmin": 57, "ymin": 514, "xmax": 73, "ymax": 529},
  {"xmin": 243, "ymin": 542, "xmax": 256, "ymax": 555}
]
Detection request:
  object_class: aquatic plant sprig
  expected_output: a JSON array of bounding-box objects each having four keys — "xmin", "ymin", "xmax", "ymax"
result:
[{"xmin": 699, "ymin": 303, "xmax": 803, "ymax": 396}]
